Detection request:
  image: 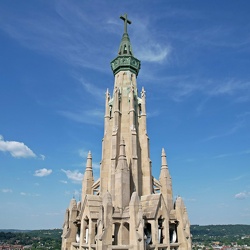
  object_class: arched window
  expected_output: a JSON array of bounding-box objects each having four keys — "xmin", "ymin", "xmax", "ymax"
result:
[
  {"xmin": 82, "ymin": 217, "xmax": 89, "ymax": 244},
  {"xmin": 158, "ymin": 217, "xmax": 164, "ymax": 244},
  {"xmin": 169, "ymin": 223, "xmax": 178, "ymax": 243}
]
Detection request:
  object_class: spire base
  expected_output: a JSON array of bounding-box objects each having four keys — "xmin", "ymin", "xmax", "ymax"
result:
[{"xmin": 111, "ymin": 55, "xmax": 140, "ymax": 76}]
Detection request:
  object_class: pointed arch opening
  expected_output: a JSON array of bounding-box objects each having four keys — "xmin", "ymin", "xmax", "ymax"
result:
[
  {"xmin": 158, "ymin": 217, "xmax": 164, "ymax": 244},
  {"xmin": 169, "ymin": 222, "xmax": 178, "ymax": 244}
]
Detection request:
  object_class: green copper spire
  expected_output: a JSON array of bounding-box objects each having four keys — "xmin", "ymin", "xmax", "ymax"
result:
[
  {"xmin": 111, "ymin": 14, "xmax": 141, "ymax": 76},
  {"xmin": 118, "ymin": 14, "xmax": 133, "ymax": 56}
]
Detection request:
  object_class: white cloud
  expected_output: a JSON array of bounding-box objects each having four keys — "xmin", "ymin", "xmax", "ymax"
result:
[
  {"xmin": 136, "ymin": 44, "xmax": 171, "ymax": 63},
  {"xmin": 0, "ymin": 135, "xmax": 36, "ymax": 158},
  {"xmin": 60, "ymin": 180, "xmax": 68, "ymax": 184},
  {"xmin": 132, "ymin": 18, "xmax": 171, "ymax": 63},
  {"xmin": 61, "ymin": 169, "xmax": 83, "ymax": 183},
  {"xmin": 235, "ymin": 191, "xmax": 250, "ymax": 200},
  {"xmin": 34, "ymin": 168, "xmax": 52, "ymax": 177},
  {"xmin": 1, "ymin": 188, "xmax": 13, "ymax": 193}
]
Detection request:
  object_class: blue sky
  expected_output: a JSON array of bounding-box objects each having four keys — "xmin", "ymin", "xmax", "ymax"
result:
[{"xmin": 0, "ymin": 1, "xmax": 250, "ymax": 229}]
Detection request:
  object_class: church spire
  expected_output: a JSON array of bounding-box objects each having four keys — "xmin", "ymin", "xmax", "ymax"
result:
[{"xmin": 111, "ymin": 14, "xmax": 141, "ymax": 76}]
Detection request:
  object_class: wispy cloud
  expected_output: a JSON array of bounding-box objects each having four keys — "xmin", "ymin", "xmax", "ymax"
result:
[
  {"xmin": 0, "ymin": 135, "xmax": 36, "ymax": 158},
  {"xmin": 73, "ymin": 75, "xmax": 105, "ymax": 102},
  {"xmin": 204, "ymin": 120, "xmax": 244, "ymax": 142},
  {"xmin": 213, "ymin": 149, "xmax": 250, "ymax": 159},
  {"xmin": 208, "ymin": 79, "xmax": 250, "ymax": 96},
  {"xmin": 183, "ymin": 197, "xmax": 197, "ymax": 202},
  {"xmin": 147, "ymin": 110, "xmax": 160, "ymax": 118},
  {"xmin": 45, "ymin": 212, "xmax": 62, "ymax": 216},
  {"xmin": 73, "ymin": 189, "xmax": 81, "ymax": 199},
  {"xmin": 0, "ymin": 2, "xmax": 115, "ymax": 73},
  {"xmin": 61, "ymin": 169, "xmax": 83, "ymax": 183},
  {"xmin": 20, "ymin": 192, "xmax": 40, "ymax": 197},
  {"xmin": 78, "ymin": 149, "xmax": 89, "ymax": 158},
  {"xmin": 136, "ymin": 43, "xmax": 171, "ymax": 63},
  {"xmin": 58, "ymin": 109, "xmax": 103, "ymax": 125},
  {"xmin": 34, "ymin": 168, "xmax": 52, "ymax": 177},
  {"xmin": 60, "ymin": 180, "xmax": 68, "ymax": 184},
  {"xmin": 191, "ymin": 26, "xmax": 250, "ymax": 49},
  {"xmin": 132, "ymin": 18, "xmax": 171, "ymax": 63},
  {"xmin": 229, "ymin": 175, "xmax": 246, "ymax": 182},
  {"xmin": 92, "ymin": 162, "xmax": 100, "ymax": 170},
  {"xmin": 141, "ymin": 73, "xmax": 250, "ymax": 105},
  {"xmin": 39, "ymin": 154, "xmax": 46, "ymax": 160},
  {"xmin": 1, "ymin": 188, "xmax": 13, "ymax": 193}
]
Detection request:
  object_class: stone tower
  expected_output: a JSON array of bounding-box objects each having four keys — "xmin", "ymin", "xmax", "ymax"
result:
[{"xmin": 61, "ymin": 14, "xmax": 192, "ymax": 250}]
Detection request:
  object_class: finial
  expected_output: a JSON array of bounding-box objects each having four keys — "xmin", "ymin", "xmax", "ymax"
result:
[
  {"xmin": 161, "ymin": 148, "xmax": 168, "ymax": 169},
  {"xmin": 86, "ymin": 151, "xmax": 92, "ymax": 171},
  {"xmin": 161, "ymin": 148, "xmax": 166, "ymax": 157},
  {"xmin": 120, "ymin": 14, "xmax": 131, "ymax": 34},
  {"xmin": 87, "ymin": 151, "xmax": 92, "ymax": 158}
]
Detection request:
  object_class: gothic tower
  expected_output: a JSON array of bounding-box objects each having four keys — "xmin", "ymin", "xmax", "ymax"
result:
[{"xmin": 62, "ymin": 14, "xmax": 192, "ymax": 250}]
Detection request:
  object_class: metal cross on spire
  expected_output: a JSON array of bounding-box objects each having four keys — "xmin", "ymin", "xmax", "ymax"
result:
[{"xmin": 120, "ymin": 14, "xmax": 131, "ymax": 34}]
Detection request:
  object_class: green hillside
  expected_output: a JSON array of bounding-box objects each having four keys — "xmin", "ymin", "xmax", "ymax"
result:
[{"xmin": 191, "ymin": 224, "xmax": 250, "ymax": 245}]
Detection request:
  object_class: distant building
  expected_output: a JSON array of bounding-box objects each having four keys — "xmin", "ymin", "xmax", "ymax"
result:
[
  {"xmin": 0, "ymin": 245, "xmax": 23, "ymax": 250},
  {"xmin": 62, "ymin": 14, "xmax": 192, "ymax": 250}
]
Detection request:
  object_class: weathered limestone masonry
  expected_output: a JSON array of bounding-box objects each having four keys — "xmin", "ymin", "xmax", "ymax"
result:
[{"xmin": 61, "ymin": 14, "xmax": 192, "ymax": 250}]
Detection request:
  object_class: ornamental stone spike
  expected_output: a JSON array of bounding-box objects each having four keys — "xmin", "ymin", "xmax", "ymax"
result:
[
  {"xmin": 161, "ymin": 148, "xmax": 168, "ymax": 169},
  {"xmin": 82, "ymin": 151, "xmax": 94, "ymax": 198},
  {"xmin": 86, "ymin": 151, "xmax": 92, "ymax": 171}
]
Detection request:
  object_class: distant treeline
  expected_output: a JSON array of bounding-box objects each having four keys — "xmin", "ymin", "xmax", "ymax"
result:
[
  {"xmin": 0, "ymin": 225, "xmax": 250, "ymax": 247},
  {"xmin": 191, "ymin": 224, "xmax": 250, "ymax": 245}
]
